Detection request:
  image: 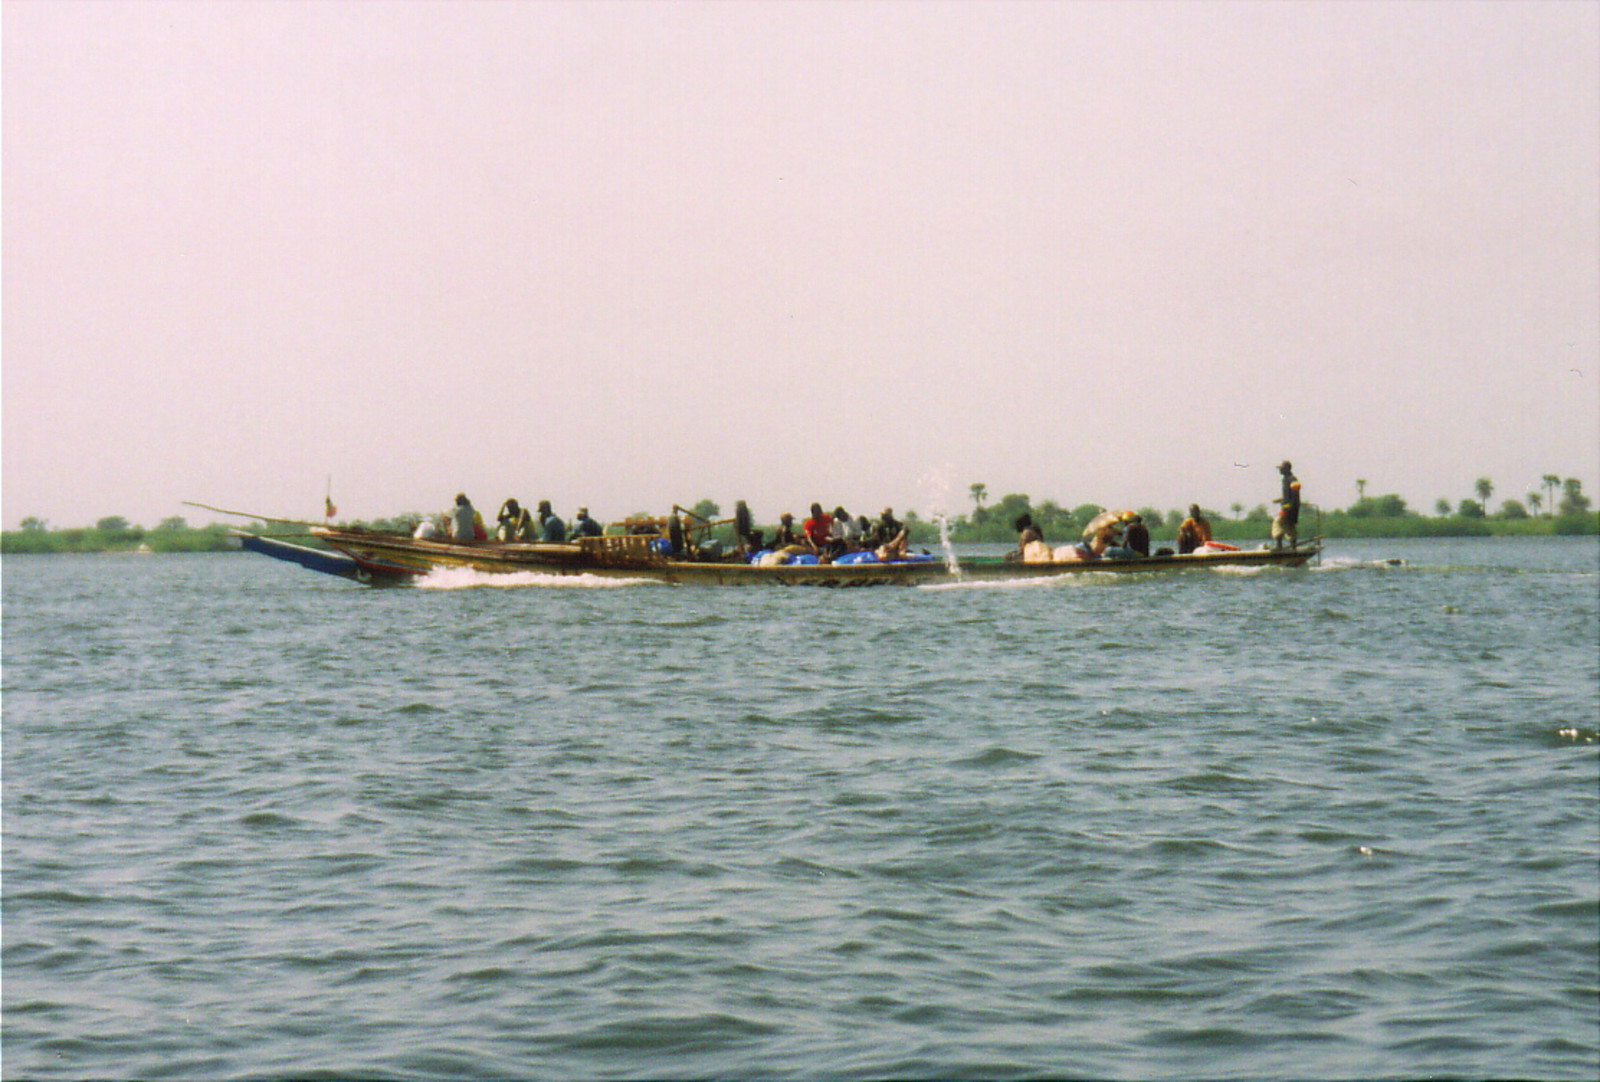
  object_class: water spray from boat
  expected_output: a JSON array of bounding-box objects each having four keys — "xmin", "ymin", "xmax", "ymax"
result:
[
  {"xmin": 416, "ymin": 567, "xmax": 662, "ymax": 590},
  {"xmin": 936, "ymin": 513, "xmax": 959, "ymax": 575},
  {"xmin": 917, "ymin": 463, "xmax": 963, "ymax": 577}
]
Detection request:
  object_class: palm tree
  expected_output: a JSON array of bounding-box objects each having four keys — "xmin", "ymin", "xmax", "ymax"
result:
[
  {"xmin": 1528, "ymin": 492, "xmax": 1543, "ymax": 517},
  {"xmin": 1230, "ymin": 502, "xmax": 1244, "ymax": 519},
  {"xmin": 1474, "ymin": 477, "xmax": 1494, "ymax": 515},
  {"xmin": 1543, "ymin": 474, "xmax": 1561, "ymax": 517},
  {"xmin": 969, "ymin": 483, "xmax": 988, "ymax": 512},
  {"xmin": 1355, "ymin": 478, "xmax": 1368, "ymax": 503}
]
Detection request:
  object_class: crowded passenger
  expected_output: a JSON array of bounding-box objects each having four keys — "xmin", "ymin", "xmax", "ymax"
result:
[
  {"xmin": 1083, "ymin": 510, "xmax": 1122, "ymax": 557},
  {"xmin": 1100, "ymin": 513, "xmax": 1140, "ymax": 560},
  {"xmin": 450, "ymin": 493, "xmax": 478, "ymax": 541},
  {"xmin": 831, "ymin": 507, "xmax": 859, "ymax": 556},
  {"xmin": 738, "ymin": 529, "xmax": 767, "ymax": 560},
  {"xmin": 875, "ymin": 527, "xmax": 911, "ymax": 561},
  {"xmin": 537, "ymin": 500, "xmax": 567, "ymax": 543},
  {"xmin": 1123, "ymin": 513, "xmax": 1151, "ymax": 557},
  {"xmin": 1081, "ymin": 509, "xmax": 1116, "ymax": 544},
  {"xmin": 1176, "ymin": 504, "xmax": 1212, "ymax": 554},
  {"xmin": 1010, "ymin": 513, "xmax": 1052, "ymax": 563},
  {"xmin": 496, "ymin": 498, "xmax": 524, "ymax": 541},
  {"xmin": 878, "ymin": 508, "xmax": 902, "ymax": 547},
  {"xmin": 772, "ymin": 512, "xmax": 799, "ymax": 548},
  {"xmin": 802, "ymin": 503, "xmax": 833, "ymax": 559}
]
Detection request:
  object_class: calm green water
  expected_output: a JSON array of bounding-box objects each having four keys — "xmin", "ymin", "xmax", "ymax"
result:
[{"xmin": 4, "ymin": 538, "xmax": 1597, "ymax": 1080}]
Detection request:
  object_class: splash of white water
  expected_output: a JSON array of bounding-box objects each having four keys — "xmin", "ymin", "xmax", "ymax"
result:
[
  {"xmin": 416, "ymin": 567, "xmax": 662, "ymax": 590},
  {"xmin": 917, "ymin": 463, "xmax": 962, "ymax": 576},
  {"xmin": 935, "ymin": 513, "xmax": 960, "ymax": 575}
]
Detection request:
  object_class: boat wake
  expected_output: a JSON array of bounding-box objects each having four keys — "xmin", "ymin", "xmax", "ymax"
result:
[
  {"xmin": 919, "ymin": 571, "xmax": 1117, "ymax": 591},
  {"xmin": 415, "ymin": 568, "xmax": 663, "ymax": 590},
  {"xmin": 1316, "ymin": 556, "xmax": 1406, "ymax": 571}
]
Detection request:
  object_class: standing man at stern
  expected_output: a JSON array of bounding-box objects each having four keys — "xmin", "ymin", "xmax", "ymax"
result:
[{"xmin": 1272, "ymin": 462, "xmax": 1301, "ymax": 549}]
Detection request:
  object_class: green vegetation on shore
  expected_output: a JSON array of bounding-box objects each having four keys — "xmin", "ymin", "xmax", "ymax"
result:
[
  {"xmin": 6, "ymin": 477, "xmax": 1596, "ymax": 556},
  {"xmin": 1, "ymin": 516, "xmax": 291, "ymax": 555}
]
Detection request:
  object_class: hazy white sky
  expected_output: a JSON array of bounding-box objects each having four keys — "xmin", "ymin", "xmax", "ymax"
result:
[{"xmin": 4, "ymin": 0, "xmax": 1597, "ymax": 528}]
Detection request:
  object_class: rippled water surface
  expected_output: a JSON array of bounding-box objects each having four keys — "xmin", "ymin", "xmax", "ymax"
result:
[{"xmin": 4, "ymin": 538, "xmax": 1597, "ymax": 1079}]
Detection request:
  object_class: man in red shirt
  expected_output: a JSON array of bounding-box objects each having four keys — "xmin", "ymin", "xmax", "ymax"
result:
[{"xmin": 802, "ymin": 502, "xmax": 833, "ymax": 557}]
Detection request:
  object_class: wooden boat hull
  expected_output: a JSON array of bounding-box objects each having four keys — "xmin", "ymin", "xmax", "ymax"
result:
[
  {"xmin": 238, "ymin": 532, "xmax": 370, "ymax": 581},
  {"xmin": 253, "ymin": 528, "xmax": 1321, "ymax": 586}
]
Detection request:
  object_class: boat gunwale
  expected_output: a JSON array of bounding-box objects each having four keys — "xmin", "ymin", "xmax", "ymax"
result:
[{"xmin": 309, "ymin": 527, "xmax": 1320, "ymax": 584}]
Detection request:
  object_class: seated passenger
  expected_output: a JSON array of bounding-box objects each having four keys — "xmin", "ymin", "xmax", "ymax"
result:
[
  {"xmin": 571, "ymin": 507, "xmax": 603, "ymax": 538},
  {"xmin": 496, "ymin": 498, "xmax": 524, "ymax": 541},
  {"xmin": 1008, "ymin": 513, "xmax": 1045, "ymax": 561},
  {"xmin": 772, "ymin": 513, "xmax": 799, "ymax": 548},
  {"xmin": 537, "ymin": 500, "xmax": 567, "ymax": 543},
  {"xmin": 1089, "ymin": 519, "xmax": 1121, "ymax": 557},
  {"xmin": 877, "ymin": 508, "xmax": 903, "ymax": 548},
  {"xmin": 449, "ymin": 493, "xmax": 477, "ymax": 541},
  {"xmin": 1123, "ymin": 514, "xmax": 1150, "ymax": 557},
  {"xmin": 802, "ymin": 503, "xmax": 833, "ymax": 559},
  {"xmin": 1103, "ymin": 513, "xmax": 1139, "ymax": 558},
  {"xmin": 830, "ymin": 506, "xmax": 859, "ymax": 555},
  {"xmin": 1176, "ymin": 504, "xmax": 1212, "ymax": 554},
  {"xmin": 1080, "ymin": 509, "xmax": 1119, "ymax": 545},
  {"xmin": 876, "ymin": 528, "xmax": 911, "ymax": 561}
]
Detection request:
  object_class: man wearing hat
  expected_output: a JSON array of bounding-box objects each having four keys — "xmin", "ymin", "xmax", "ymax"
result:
[{"xmin": 572, "ymin": 507, "xmax": 603, "ymax": 538}]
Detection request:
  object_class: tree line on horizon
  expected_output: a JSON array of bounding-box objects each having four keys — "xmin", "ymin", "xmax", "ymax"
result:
[{"xmin": 4, "ymin": 474, "xmax": 1596, "ymax": 553}]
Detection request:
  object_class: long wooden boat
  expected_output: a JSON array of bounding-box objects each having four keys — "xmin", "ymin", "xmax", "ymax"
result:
[{"xmin": 240, "ymin": 526, "xmax": 1320, "ymax": 587}]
